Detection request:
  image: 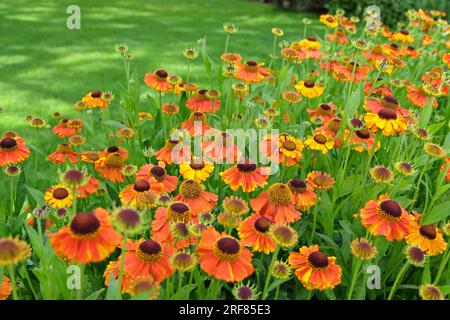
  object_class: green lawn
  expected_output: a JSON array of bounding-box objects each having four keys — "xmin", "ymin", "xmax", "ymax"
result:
[{"xmin": 0, "ymin": 0, "xmax": 320, "ymax": 134}]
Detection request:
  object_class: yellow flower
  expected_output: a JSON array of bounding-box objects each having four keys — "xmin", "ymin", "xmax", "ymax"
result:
[
  {"xmin": 295, "ymin": 80, "xmax": 324, "ymax": 98},
  {"xmin": 364, "ymin": 108, "xmax": 407, "ymax": 136},
  {"xmin": 44, "ymin": 184, "xmax": 73, "ymax": 208},
  {"xmin": 406, "ymin": 224, "xmax": 447, "ymax": 256},
  {"xmin": 278, "ymin": 134, "xmax": 304, "ymax": 159},
  {"xmin": 0, "ymin": 237, "xmax": 32, "ymax": 266},
  {"xmin": 296, "ymin": 37, "xmax": 321, "ymax": 50},
  {"xmin": 304, "ymin": 131, "xmax": 334, "ymax": 154},
  {"xmin": 179, "ymin": 159, "xmax": 214, "ymax": 182},
  {"xmin": 320, "ymin": 14, "xmax": 338, "ymax": 28}
]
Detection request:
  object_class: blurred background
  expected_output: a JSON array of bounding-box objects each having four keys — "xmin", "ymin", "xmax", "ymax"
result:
[{"xmin": 0, "ymin": 0, "xmax": 448, "ymax": 133}]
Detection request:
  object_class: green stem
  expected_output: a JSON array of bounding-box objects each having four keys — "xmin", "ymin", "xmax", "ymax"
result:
[
  {"xmin": 409, "ymin": 157, "xmax": 432, "ymax": 211},
  {"xmin": 72, "ymin": 186, "xmax": 77, "ymax": 218},
  {"xmin": 262, "ymin": 246, "xmax": 280, "ymax": 299},
  {"xmin": 77, "ymin": 264, "xmax": 85, "ymax": 300},
  {"xmin": 347, "ymin": 258, "xmax": 363, "ymax": 300},
  {"xmin": 10, "ymin": 176, "xmax": 14, "ymax": 216},
  {"xmin": 309, "ymin": 192, "xmax": 321, "ymax": 245},
  {"xmin": 433, "ymin": 246, "xmax": 450, "ymax": 285},
  {"xmin": 117, "ymin": 234, "xmax": 128, "ymax": 297},
  {"xmin": 387, "ymin": 262, "xmax": 409, "ymax": 300},
  {"xmin": 224, "ymin": 34, "xmax": 230, "ymax": 53},
  {"xmin": 8, "ymin": 265, "xmax": 18, "ymax": 300},
  {"xmin": 22, "ymin": 264, "xmax": 38, "ymax": 300}
]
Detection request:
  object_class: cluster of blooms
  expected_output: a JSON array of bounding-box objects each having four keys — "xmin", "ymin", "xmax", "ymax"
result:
[{"xmin": 0, "ymin": 8, "xmax": 449, "ymax": 301}]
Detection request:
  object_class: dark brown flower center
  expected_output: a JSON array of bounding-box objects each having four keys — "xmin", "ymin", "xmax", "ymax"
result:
[
  {"xmin": 382, "ymin": 95, "xmax": 399, "ymax": 109},
  {"xmin": 53, "ymin": 187, "xmax": 69, "ymax": 199},
  {"xmin": 304, "ymin": 80, "xmax": 315, "ymax": 88},
  {"xmin": 64, "ymin": 170, "xmax": 84, "ymax": 184},
  {"xmin": 156, "ymin": 69, "xmax": 168, "ymax": 78},
  {"xmin": 107, "ymin": 145, "xmax": 119, "ymax": 153},
  {"xmin": 0, "ymin": 137, "xmax": 17, "ymax": 149},
  {"xmin": 91, "ymin": 90, "xmax": 102, "ymax": 98},
  {"xmin": 400, "ymin": 29, "xmax": 409, "ymax": 35},
  {"xmin": 351, "ymin": 118, "xmax": 364, "ymax": 128},
  {"xmin": 118, "ymin": 209, "xmax": 140, "ymax": 228},
  {"xmin": 139, "ymin": 240, "xmax": 162, "ymax": 255},
  {"xmin": 419, "ymin": 225, "xmax": 437, "ymax": 240},
  {"xmin": 170, "ymin": 202, "xmax": 190, "ymax": 214},
  {"xmin": 134, "ymin": 180, "xmax": 151, "ymax": 192},
  {"xmin": 254, "ymin": 216, "xmax": 271, "ymax": 233},
  {"xmin": 70, "ymin": 212, "xmax": 100, "ymax": 235},
  {"xmin": 378, "ymin": 108, "xmax": 397, "ymax": 120},
  {"xmin": 308, "ymin": 251, "xmax": 329, "ymax": 268},
  {"xmin": 190, "ymin": 162, "xmax": 205, "ymax": 170},
  {"xmin": 313, "ymin": 134, "xmax": 327, "ymax": 144},
  {"xmin": 246, "ymin": 60, "xmax": 257, "ymax": 66},
  {"xmin": 355, "ymin": 129, "xmax": 371, "ymax": 139},
  {"xmin": 150, "ymin": 166, "xmax": 166, "ymax": 177},
  {"xmin": 217, "ymin": 237, "xmax": 240, "ymax": 254},
  {"xmin": 237, "ymin": 286, "xmax": 253, "ymax": 300},
  {"xmin": 198, "ymin": 89, "xmax": 208, "ymax": 95},
  {"xmin": 307, "ymin": 36, "xmax": 317, "ymax": 41},
  {"xmin": 380, "ymin": 200, "xmax": 402, "ymax": 218},
  {"xmin": 237, "ymin": 163, "xmax": 257, "ymax": 172},
  {"xmin": 320, "ymin": 103, "xmax": 331, "ymax": 111},
  {"xmin": 283, "ymin": 140, "xmax": 297, "ymax": 151},
  {"xmin": 288, "ymin": 178, "xmax": 307, "ymax": 193}
]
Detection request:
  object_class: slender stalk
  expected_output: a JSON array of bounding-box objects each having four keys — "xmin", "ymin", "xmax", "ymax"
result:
[
  {"xmin": 409, "ymin": 157, "xmax": 432, "ymax": 211},
  {"xmin": 77, "ymin": 264, "xmax": 85, "ymax": 300},
  {"xmin": 8, "ymin": 265, "xmax": 19, "ymax": 300},
  {"xmin": 387, "ymin": 262, "xmax": 409, "ymax": 300},
  {"xmin": 34, "ymin": 128, "xmax": 39, "ymax": 186},
  {"xmin": 224, "ymin": 34, "xmax": 230, "ymax": 53},
  {"xmin": 22, "ymin": 264, "xmax": 38, "ymax": 300},
  {"xmin": 309, "ymin": 191, "xmax": 321, "ymax": 244},
  {"xmin": 10, "ymin": 176, "xmax": 14, "ymax": 216},
  {"xmin": 433, "ymin": 246, "xmax": 450, "ymax": 285},
  {"xmin": 72, "ymin": 186, "xmax": 77, "ymax": 218},
  {"xmin": 347, "ymin": 258, "xmax": 363, "ymax": 300},
  {"xmin": 262, "ymin": 246, "xmax": 280, "ymax": 299},
  {"xmin": 117, "ymin": 234, "xmax": 128, "ymax": 297}
]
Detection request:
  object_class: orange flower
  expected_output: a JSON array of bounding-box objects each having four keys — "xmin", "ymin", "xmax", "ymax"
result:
[
  {"xmin": 0, "ymin": 133, "xmax": 31, "ymax": 166},
  {"xmin": 357, "ymin": 194, "xmax": 414, "ymax": 241},
  {"xmin": 48, "ymin": 144, "xmax": 77, "ymax": 164},
  {"xmin": 341, "ymin": 128, "xmax": 380, "ymax": 153},
  {"xmin": 287, "ymin": 179, "xmax": 317, "ymax": 211},
  {"xmin": 103, "ymin": 260, "xmax": 134, "ymax": 294},
  {"xmin": 406, "ymin": 85, "xmax": 438, "ymax": 108},
  {"xmin": 238, "ymin": 214, "xmax": 276, "ymax": 254},
  {"xmin": 289, "ymin": 245, "xmax": 342, "ymax": 290},
  {"xmin": 306, "ymin": 171, "xmax": 335, "ymax": 190},
  {"xmin": 234, "ymin": 60, "xmax": 269, "ymax": 83},
  {"xmin": 220, "ymin": 159, "xmax": 270, "ymax": 193},
  {"xmin": 82, "ymin": 90, "xmax": 109, "ymax": 109},
  {"xmin": 136, "ymin": 163, "xmax": 178, "ymax": 193},
  {"xmin": 0, "ymin": 275, "xmax": 12, "ymax": 300},
  {"xmin": 333, "ymin": 61, "xmax": 371, "ymax": 82},
  {"xmin": 155, "ymin": 138, "xmax": 191, "ymax": 165},
  {"xmin": 48, "ymin": 209, "xmax": 122, "ymax": 263},
  {"xmin": 364, "ymin": 95, "xmax": 410, "ymax": 116},
  {"xmin": 221, "ymin": 53, "xmax": 241, "ymax": 65},
  {"xmin": 363, "ymin": 45, "xmax": 387, "ymax": 65},
  {"xmin": 307, "ymin": 103, "xmax": 338, "ymax": 122},
  {"xmin": 186, "ymin": 89, "xmax": 221, "ymax": 113},
  {"xmin": 119, "ymin": 179, "xmax": 164, "ymax": 209},
  {"xmin": 174, "ymin": 180, "xmax": 218, "ymax": 216},
  {"xmin": 440, "ymin": 157, "xmax": 450, "ymax": 182},
  {"xmin": 181, "ymin": 112, "xmax": 212, "ymax": 135},
  {"xmin": 144, "ymin": 69, "xmax": 173, "ymax": 92},
  {"xmin": 123, "ymin": 238, "xmax": 173, "ymax": 282},
  {"xmin": 151, "ymin": 202, "xmax": 196, "ymax": 250},
  {"xmin": 99, "ymin": 145, "xmax": 128, "ymax": 160},
  {"xmin": 196, "ymin": 227, "xmax": 254, "ymax": 282},
  {"xmin": 52, "ymin": 119, "xmax": 76, "ymax": 138},
  {"xmin": 250, "ymin": 183, "xmax": 301, "ymax": 224},
  {"xmin": 364, "ymin": 78, "xmax": 393, "ymax": 96},
  {"xmin": 327, "ymin": 28, "xmax": 348, "ymax": 44},
  {"xmin": 95, "ymin": 153, "xmax": 125, "ymax": 183},
  {"xmin": 260, "ymin": 133, "xmax": 304, "ymax": 167},
  {"xmin": 201, "ymin": 130, "xmax": 241, "ymax": 163},
  {"xmin": 405, "ymin": 222, "xmax": 447, "ymax": 256},
  {"xmin": 76, "ymin": 177, "xmax": 99, "ymax": 198}
]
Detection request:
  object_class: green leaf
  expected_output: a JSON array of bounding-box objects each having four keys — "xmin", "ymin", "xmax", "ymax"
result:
[
  {"xmin": 422, "ymin": 201, "xmax": 450, "ymax": 224},
  {"xmin": 25, "ymin": 185, "xmax": 44, "ymax": 207},
  {"xmin": 85, "ymin": 288, "xmax": 105, "ymax": 300},
  {"xmin": 105, "ymin": 271, "xmax": 121, "ymax": 300},
  {"xmin": 267, "ymin": 278, "xmax": 290, "ymax": 293},
  {"xmin": 422, "ymin": 261, "xmax": 431, "ymax": 284}
]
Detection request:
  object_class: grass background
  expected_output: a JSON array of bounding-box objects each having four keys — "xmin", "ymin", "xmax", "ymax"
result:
[{"xmin": 0, "ymin": 0, "xmax": 321, "ymax": 134}]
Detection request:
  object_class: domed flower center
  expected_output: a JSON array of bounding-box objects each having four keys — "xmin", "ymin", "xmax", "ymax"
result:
[
  {"xmin": 190, "ymin": 162, "xmax": 205, "ymax": 170},
  {"xmin": 390, "ymin": 43, "xmax": 399, "ymax": 49},
  {"xmin": 327, "ymin": 119, "xmax": 341, "ymax": 132},
  {"xmin": 283, "ymin": 140, "xmax": 297, "ymax": 151},
  {"xmin": 246, "ymin": 60, "xmax": 257, "ymax": 67},
  {"xmin": 173, "ymin": 222, "xmax": 190, "ymax": 237},
  {"xmin": 304, "ymin": 80, "xmax": 315, "ymax": 88},
  {"xmin": 350, "ymin": 118, "xmax": 364, "ymax": 128},
  {"xmin": 288, "ymin": 178, "xmax": 307, "ymax": 193},
  {"xmin": 134, "ymin": 180, "xmax": 151, "ymax": 192},
  {"xmin": 319, "ymin": 103, "xmax": 332, "ymax": 115},
  {"xmin": 107, "ymin": 145, "xmax": 119, "ymax": 153},
  {"xmin": 381, "ymin": 95, "xmax": 399, "ymax": 109},
  {"xmin": 308, "ymin": 251, "xmax": 329, "ymax": 269},
  {"xmin": 179, "ymin": 180, "xmax": 202, "ymax": 198},
  {"xmin": 70, "ymin": 212, "xmax": 100, "ymax": 235},
  {"xmin": 0, "ymin": 240, "xmax": 20, "ymax": 259},
  {"xmin": 355, "ymin": 129, "xmax": 371, "ymax": 139},
  {"xmin": 236, "ymin": 162, "xmax": 257, "ymax": 173},
  {"xmin": 419, "ymin": 225, "xmax": 437, "ymax": 240},
  {"xmin": 91, "ymin": 90, "xmax": 102, "ymax": 98},
  {"xmin": 407, "ymin": 46, "xmax": 415, "ymax": 51},
  {"xmin": 150, "ymin": 166, "xmax": 166, "ymax": 180},
  {"xmin": 198, "ymin": 89, "xmax": 208, "ymax": 96},
  {"xmin": 137, "ymin": 240, "xmax": 163, "ymax": 262},
  {"xmin": 378, "ymin": 108, "xmax": 397, "ymax": 120},
  {"xmin": 254, "ymin": 216, "xmax": 271, "ymax": 233},
  {"xmin": 53, "ymin": 187, "xmax": 69, "ymax": 199},
  {"xmin": 346, "ymin": 61, "xmax": 359, "ymax": 72},
  {"xmin": 307, "ymin": 36, "xmax": 317, "ymax": 42},
  {"xmin": 313, "ymin": 134, "xmax": 327, "ymax": 144},
  {"xmin": 214, "ymin": 237, "xmax": 241, "ymax": 261},
  {"xmin": 326, "ymin": 16, "xmax": 334, "ymax": 22},
  {"xmin": 379, "ymin": 200, "xmax": 402, "ymax": 220},
  {"xmin": 118, "ymin": 209, "xmax": 140, "ymax": 228},
  {"xmin": 236, "ymin": 286, "xmax": 253, "ymax": 300},
  {"xmin": 267, "ymin": 183, "xmax": 292, "ymax": 206},
  {"xmin": 156, "ymin": 69, "xmax": 168, "ymax": 78},
  {"xmin": 0, "ymin": 137, "xmax": 17, "ymax": 149},
  {"xmin": 105, "ymin": 153, "xmax": 124, "ymax": 167},
  {"xmin": 400, "ymin": 29, "xmax": 409, "ymax": 35},
  {"xmin": 64, "ymin": 170, "xmax": 84, "ymax": 184},
  {"xmin": 55, "ymin": 144, "xmax": 72, "ymax": 154},
  {"xmin": 191, "ymin": 112, "xmax": 206, "ymax": 121},
  {"xmin": 168, "ymin": 202, "xmax": 191, "ymax": 222}
]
